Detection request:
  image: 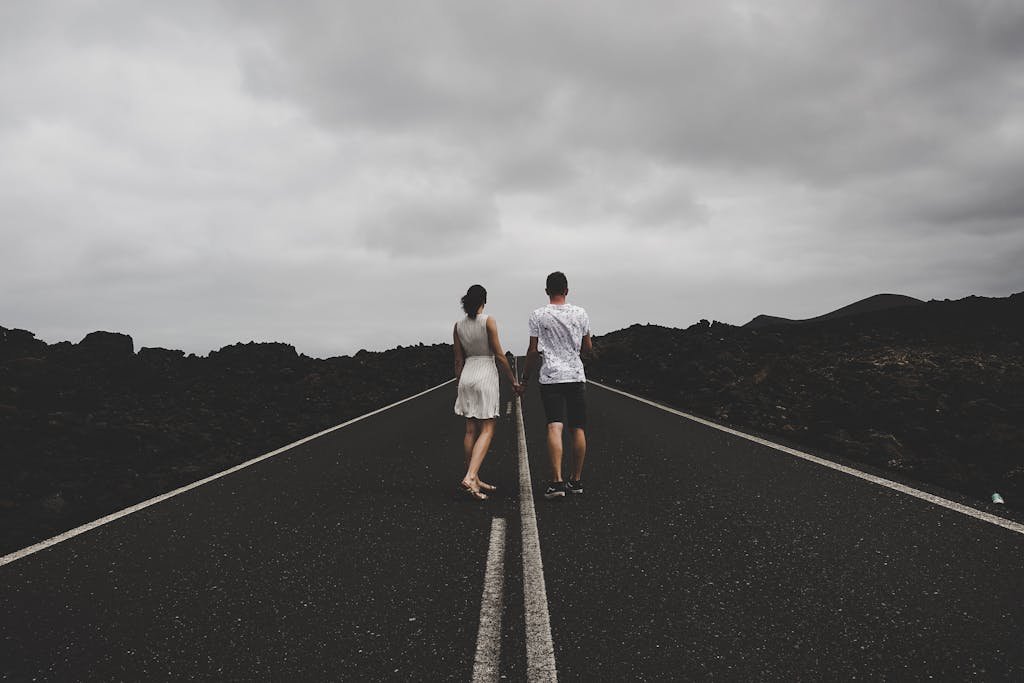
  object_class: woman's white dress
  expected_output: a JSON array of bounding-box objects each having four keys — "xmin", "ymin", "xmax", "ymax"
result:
[{"xmin": 454, "ymin": 314, "xmax": 500, "ymax": 418}]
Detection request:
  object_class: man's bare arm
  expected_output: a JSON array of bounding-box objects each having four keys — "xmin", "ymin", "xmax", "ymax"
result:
[
  {"xmin": 522, "ymin": 336, "xmax": 540, "ymax": 387},
  {"xmin": 580, "ymin": 333, "xmax": 595, "ymax": 359}
]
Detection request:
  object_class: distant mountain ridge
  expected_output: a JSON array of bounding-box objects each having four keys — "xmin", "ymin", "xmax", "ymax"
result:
[
  {"xmin": 587, "ymin": 289, "xmax": 1024, "ymax": 512},
  {"xmin": 744, "ymin": 293, "xmax": 924, "ymax": 329}
]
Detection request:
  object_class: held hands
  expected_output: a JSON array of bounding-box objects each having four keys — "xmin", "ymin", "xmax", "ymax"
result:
[{"xmin": 512, "ymin": 381, "xmax": 525, "ymax": 397}]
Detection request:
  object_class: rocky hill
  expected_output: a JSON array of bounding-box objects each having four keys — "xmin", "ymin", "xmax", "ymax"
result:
[
  {"xmin": 744, "ymin": 293, "xmax": 924, "ymax": 329},
  {"xmin": 588, "ymin": 292, "xmax": 1024, "ymax": 513},
  {"xmin": 5, "ymin": 291, "xmax": 1022, "ymax": 554},
  {"xmin": 0, "ymin": 330, "xmax": 452, "ymax": 555}
]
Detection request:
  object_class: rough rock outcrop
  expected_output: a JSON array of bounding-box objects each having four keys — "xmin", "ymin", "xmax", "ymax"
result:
[
  {"xmin": 587, "ymin": 292, "xmax": 1024, "ymax": 513},
  {"xmin": 0, "ymin": 331, "xmax": 451, "ymax": 555},
  {"xmin": 77, "ymin": 331, "xmax": 135, "ymax": 359}
]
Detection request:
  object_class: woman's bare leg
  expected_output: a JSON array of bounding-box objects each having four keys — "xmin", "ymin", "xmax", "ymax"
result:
[
  {"xmin": 464, "ymin": 419, "xmax": 479, "ymax": 468},
  {"xmin": 463, "ymin": 418, "xmax": 498, "ymax": 491},
  {"xmin": 462, "ymin": 419, "xmax": 495, "ymax": 490},
  {"xmin": 463, "ymin": 418, "xmax": 496, "ymax": 487}
]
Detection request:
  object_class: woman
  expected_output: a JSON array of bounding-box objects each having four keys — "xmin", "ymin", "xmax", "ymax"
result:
[{"xmin": 453, "ymin": 284, "xmax": 520, "ymax": 500}]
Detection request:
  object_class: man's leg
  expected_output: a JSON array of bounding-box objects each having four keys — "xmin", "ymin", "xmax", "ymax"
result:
[
  {"xmin": 540, "ymin": 383, "xmax": 568, "ymax": 483},
  {"xmin": 566, "ymin": 382, "xmax": 588, "ymax": 482},
  {"xmin": 570, "ymin": 427, "xmax": 586, "ymax": 481},
  {"xmin": 547, "ymin": 422, "xmax": 564, "ymax": 481}
]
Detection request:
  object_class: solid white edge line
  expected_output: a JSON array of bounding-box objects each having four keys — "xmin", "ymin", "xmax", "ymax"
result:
[
  {"xmin": 515, "ymin": 395, "xmax": 558, "ymax": 682},
  {"xmin": 589, "ymin": 381, "xmax": 1024, "ymax": 536},
  {"xmin": 472, "ymin": 517, "xmax": 507, "ymax": 683},
  {"xmin": 0, "ymin": 378, "xmax": 458, "ymax": 568}
]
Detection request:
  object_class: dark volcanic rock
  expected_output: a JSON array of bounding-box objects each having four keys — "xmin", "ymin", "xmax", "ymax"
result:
[
  {"xmin": 744, "ymin": 293, "xmax": 925, "ymax": 329},
  {"xmin": 138, "ymin": 347, "xmax": 186, "ymax": 364},
  {"xmin": 78, "ymin": 331, "xmax": 135, "ymax": 359},
  {"xmin": 0, "ymin": 331, "xmax": 452, "ymax": 555},
  {"xmin": 208, "ymin": 341, "xmax": 299, "ymax": 368},
  {"xmin": 0, "ymin": 327, "xmax": 48, "ymax": 361},
  {"xmin": 589, "ymin": 292, "xmax": 1024, "ymax": 512}
]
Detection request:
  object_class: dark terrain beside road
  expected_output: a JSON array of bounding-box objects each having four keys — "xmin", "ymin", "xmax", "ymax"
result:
[
  {"xmin": 0, "ymin": 329, "xmax": 452, "ymax": 555},
  {"xmin": 4, "ymin": 290, "xmax": 1022, "ymax": 556},
  {"xmin": 586, "ymin": 292, "xmax": 1024, "ymax": 512}
]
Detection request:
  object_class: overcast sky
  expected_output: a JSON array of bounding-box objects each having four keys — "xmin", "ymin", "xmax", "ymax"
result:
[{"xmin": 2, "ymin": 0, "xmax": 1023, "ymax": 357}]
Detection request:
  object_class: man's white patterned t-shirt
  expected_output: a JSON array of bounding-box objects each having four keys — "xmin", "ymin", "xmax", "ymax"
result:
[{"xmin": 528, "ymin": 304, "xmax": 591, "ymax": 384}]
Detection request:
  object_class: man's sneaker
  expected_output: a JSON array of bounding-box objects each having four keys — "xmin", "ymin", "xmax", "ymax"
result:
[
  {"xmin": 543, "ymin": 481, "xmax": 567, "ymax": 499},
  {"xmin": 566, "ymin": 479, "xmax": 584, "ymax": 495}
]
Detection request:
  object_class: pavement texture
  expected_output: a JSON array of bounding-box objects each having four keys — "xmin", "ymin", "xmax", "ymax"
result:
[
  {"xmin": 524, "ymin": 383, "xmax": 1024, "ymax": 681},
  {"xmin": 2, "ymin": 377, "xmax": 1023, "ymax": 681},
  {"xmin": 1, "ymin": 381, "xmax": 519, "ymax": 681}
]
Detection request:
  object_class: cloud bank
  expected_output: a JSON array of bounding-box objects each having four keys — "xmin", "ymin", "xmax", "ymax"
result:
[{"xmin": 1, "ymin": 0, "xmax": 1022, "ymax": 356}]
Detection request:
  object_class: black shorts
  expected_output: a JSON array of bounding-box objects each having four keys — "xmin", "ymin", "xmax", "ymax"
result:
[{"xmin": 539, "ymin": 382, "xmax": 587, "ymax": 429}]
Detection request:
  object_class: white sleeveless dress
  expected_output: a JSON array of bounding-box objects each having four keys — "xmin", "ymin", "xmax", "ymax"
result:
[{"xmin": 454, "ymin": 314, "xmax": 500, "ymax": 418}]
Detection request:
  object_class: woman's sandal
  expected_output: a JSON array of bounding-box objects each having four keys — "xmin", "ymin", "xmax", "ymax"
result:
[
  {"xmin": 478, "ymin": 481, "xmax": 498, "ymax": 493},
  {"xmin": 459, "ymin": 481, "xmax": 489, "ymax": 501}
]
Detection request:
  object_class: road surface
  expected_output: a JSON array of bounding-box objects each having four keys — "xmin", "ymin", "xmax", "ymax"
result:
[{"xmin": 2, "ymin": 377, "xmax": 1022, "ymax": 680}]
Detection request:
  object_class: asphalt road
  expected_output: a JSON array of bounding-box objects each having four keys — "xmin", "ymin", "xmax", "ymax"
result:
[
  {"xmin": 523, "ymin": 383, "xmax": 1024, "ymax": 681},
  {"xmin": 2, "ymin": 377, "xmax": 1023, "ymax": 681}
]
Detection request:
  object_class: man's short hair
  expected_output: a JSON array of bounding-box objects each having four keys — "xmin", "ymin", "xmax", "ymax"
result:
[{"xmin": 546, "ymin": 271, "xmax": 568, "ymax": 295}]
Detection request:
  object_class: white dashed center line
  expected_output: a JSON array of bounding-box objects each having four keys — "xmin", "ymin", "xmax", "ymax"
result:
[
  {"xmin": 472, "ymin": 517, "xmax": 507, "ymax": 683},
  {"xmin": 515, "ymin": 396, "xmax": 558, "ymax": 682}
]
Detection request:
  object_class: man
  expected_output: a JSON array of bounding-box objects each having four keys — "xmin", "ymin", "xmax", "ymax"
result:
[{"xmin": 522, "ymin": 271, "xmax": 593, "ymax": 499}]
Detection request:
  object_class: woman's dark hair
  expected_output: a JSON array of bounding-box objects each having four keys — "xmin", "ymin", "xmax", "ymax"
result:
[{"xmin": 461, "ymin": 284, "xmax": 487, "ymax": 318}]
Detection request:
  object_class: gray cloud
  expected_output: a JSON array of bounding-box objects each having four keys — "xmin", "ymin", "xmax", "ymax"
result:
[
  {"xmin": 1, "ymin": 0, "xmax": 1022, "ymax": 356},
  {"xmin": 358, "ymin": 190, "xmax": 501, "ymax": 256}
]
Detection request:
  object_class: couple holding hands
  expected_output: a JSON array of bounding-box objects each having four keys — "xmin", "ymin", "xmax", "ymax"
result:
[{"xmin": 453, "ymin": 271, "xmax": 592, "ymax": 501}]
